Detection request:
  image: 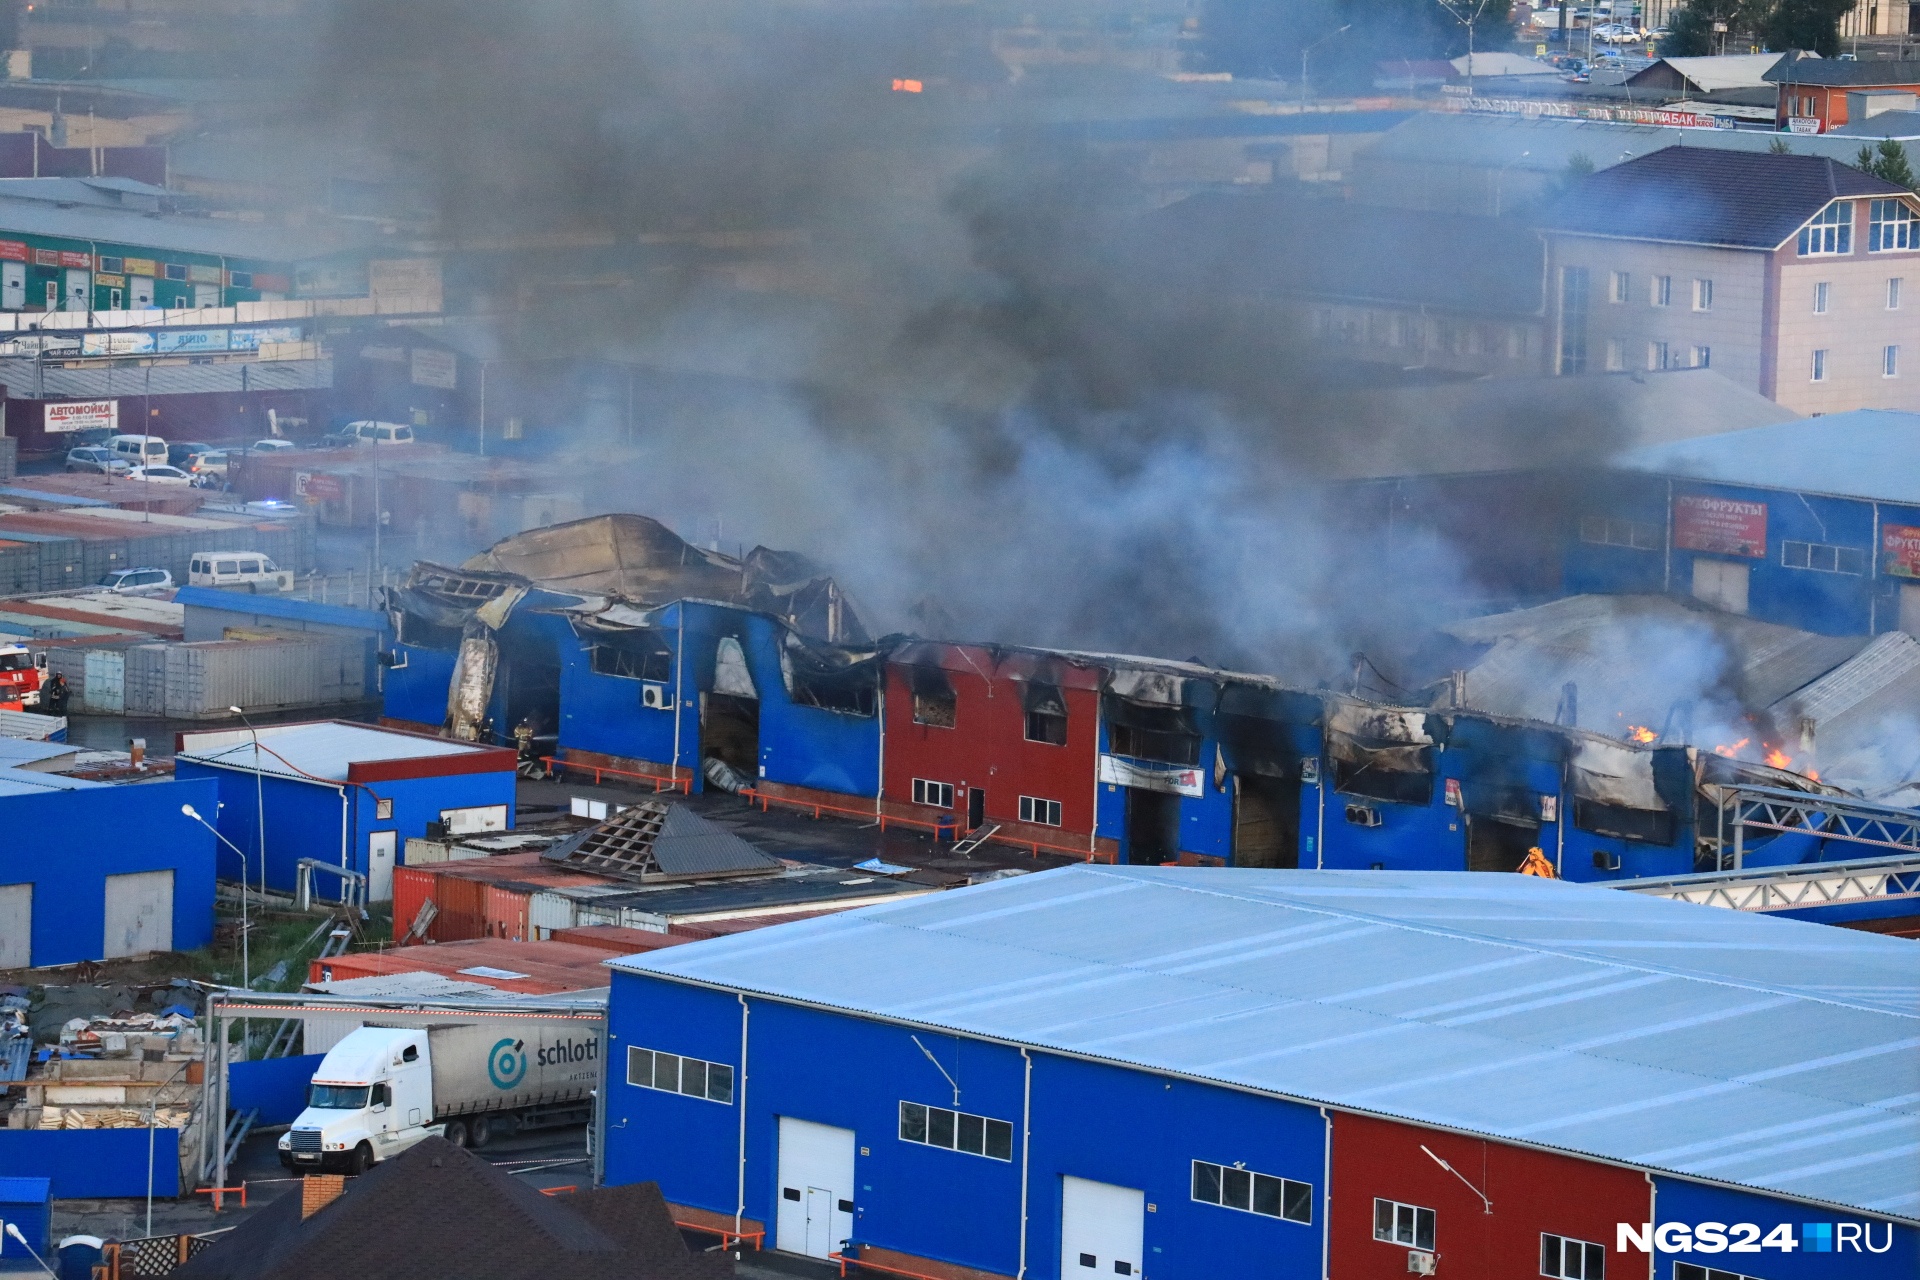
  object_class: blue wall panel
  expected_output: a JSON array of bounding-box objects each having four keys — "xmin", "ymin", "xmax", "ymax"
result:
[
  {"xmin": 745, "ymin": 614, "xmax": 879, "ymax": 799},
  {"xmin": 0, "ymin": 1130, "xmax": 180, "ymax": 1198},
  {"xmin": 1650, "ymin": 1176, "xmax": 1915, "ymax": 1279},
  {"xmin": 228, "ymin": 1053, "xmax": 326, "ymax": 1126},
  {"xmin": 0, "ymin": 778, "xmax": 217, "ymax": 967},
  {"xmin": 382, "ymin": 643, "xmax": 456, "ymax": 727}
]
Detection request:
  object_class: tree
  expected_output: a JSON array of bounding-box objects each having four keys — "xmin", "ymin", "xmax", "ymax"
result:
[
  {"xmin": 1856, "ymin": 138, "xmax": 1918, "ymax": 191},
  {"xmin": 1762, "ymin": 0, "xmax": 1855, "ymax": 56}
]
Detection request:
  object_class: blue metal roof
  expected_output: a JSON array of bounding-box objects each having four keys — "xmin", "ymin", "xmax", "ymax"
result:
[
  {"xmin": 612, "ymin": 865, "xmax": 1920, "ymax": 1221},
  {"xmin": 174, "ymin": 585, "xmax": 387, "ymax": 634},
  {"xmin": 0, "ymin": 764, "xmax": 101, "ymax": 795},
  {"xmin": 1617, "ymin": 409, "xmax": 1920, "ymax": 505}
]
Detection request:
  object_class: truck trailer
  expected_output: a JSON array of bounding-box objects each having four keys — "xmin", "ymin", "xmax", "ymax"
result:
[{"xmin": 278, "ymin": 1019, "xmax": 600, "ymax": 1174}]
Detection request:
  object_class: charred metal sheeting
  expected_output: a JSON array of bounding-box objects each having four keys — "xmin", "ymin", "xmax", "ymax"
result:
[
  {"xmin": 446, "ymin": 631, "xmax": 497, "ymax": 742},
  {"xmin": 1106, "ymin": 667, "xmax": 1187, "ymax": 706},
  {"xmin": 1327, "ymin": 699, "xmax": 1436, "ymax": 805},
  {"xmin": 1447, "ymin": 717, "xmax": 1567, "ymax": 825},
  {"xmin": 1216, "ymin": 686, "xmax": 1323, "ymax": 780},
  {"xmin": 713, "ymin": 636, "xmax": 757, "ymax": 699},
  {"xmin": 780, "ymin": 631, "xmax": 885, "ymax": 717},
  {"xmin": 1570, "ymin": 737, "xmax": 1666, "ymax": 812}
]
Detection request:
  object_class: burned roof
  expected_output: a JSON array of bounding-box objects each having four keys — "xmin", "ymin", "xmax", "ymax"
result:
[
  {"xmin": 543, "ymin": 800, "xmax": 785, "ymax": 883},
  {"xmin": 1538, "ymin": 148, "xmax": 1910, "ymax": 249},
  {"xmin": 170, "ymin": 1136, "xmax": 727, "ymax": 1280}
]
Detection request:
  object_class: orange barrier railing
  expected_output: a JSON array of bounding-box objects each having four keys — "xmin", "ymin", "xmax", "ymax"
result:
[
  {"xmin": 194, "ymin": 1185, "xmax": 247, "ymax": 1211},
  {"xmin": 738, "ymin": 787, "xmax": 1107, "ymax": 863},
  {"xmin": 542, "ymin": 756, "xmax": 691, "ymax": 794},
  {"xmin": 675, "ymin": 1221, "xmax": 766, "ymax": 1251},
  {"xmin": 539, "ymin": 1185, "xmax": 579, "ymax": 1196},
  {"xmin": 831, "ymin": 1250, "xmax": 949, "ymax": 1280}
]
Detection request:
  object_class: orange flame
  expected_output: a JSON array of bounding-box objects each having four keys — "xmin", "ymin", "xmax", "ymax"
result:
[
  {"xmin": 1764, "ymin": 747, "xmax": 1791, "ymax": 769},
  {"xmin": 1712, "ymin": 737, "xmax": 1751, "ymax": 758},
  {"xmin": 1626, "ymin": 725, "xmax": 1657, "ymax": 744},
  {"xmin": 891, "ymin": 78, "xmax": 924, "ymax": 92}
]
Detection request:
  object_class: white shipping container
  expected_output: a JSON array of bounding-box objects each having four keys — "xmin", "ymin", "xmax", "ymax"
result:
[
  {"xmin": 83, "ymin": 648, "xmax": 125, "ymax": 714},
  {"xmin": 161, "ymin": 636, "xmax": 367, "ymax": 719}
]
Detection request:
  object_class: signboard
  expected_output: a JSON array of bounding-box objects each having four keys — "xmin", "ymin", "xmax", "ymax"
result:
[
  {"xmin": 80, "ymin": 332, "xmax": 156, "ymax": 356},
  {"xmin": 1443, "ymin": 96, "xmax": 1727, "ymax": 129},
  {"xmin": 1788, "ymin": 116, "xmax": 1822, "ymax": 134},
  {"xmin": 410, "ymin": 347, "xmax": 457, "ymax": 389},
  {"xmin": 33, "ymin": 249, "xmax": 57, "ymax": 267},
  {"xmin": 296, "ymin": 472, "xmax": 344, "ymax": 502},
  {"xmin": 43, "ymin": 399, "xmax": 117, "ymax": 434},
  {"xmin": 1883, "ymin": 524, "xmax": 1920, "ymax": 578},
  {"xmin": 368, "ymin": 257, "xmax": 443, "ymax": 311},
  {"xmin": 229, "ymin": 325, "xmax": 301, "ymax": 352},
  {"xmin": 121, "ymin": 257, "xmax": 156, "ymax": 277},
  {"xmin": 1674, "ymin": 494, "xmax": 1767, "ymax": 558},
  {"xmin": 1098, "ymin": 753, "xmax": 1205, "ymax": 798},
  {"xmin": 57, "ymin": 251, "xmax": 91, "ymax": 269},
  {"xmin": 0, "ymin": 241, "xmax": 27, "ymax": 262},
  {"xmin": 155, "ymin": 329, "xmax": 229, "ymax": 354},
  {"xmin": 187, "ymin": 263, "xmax": 222, "ymax": 284}
]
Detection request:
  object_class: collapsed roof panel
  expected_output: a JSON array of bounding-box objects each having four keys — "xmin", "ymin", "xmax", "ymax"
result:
[{"xmin": 542, "ymin": 800, "xmax": 785, "ymax": 883}]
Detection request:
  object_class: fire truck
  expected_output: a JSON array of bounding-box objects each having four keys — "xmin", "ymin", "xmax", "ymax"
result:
[{"xmin": 0, "ymin": 642, "xmax": 46, "ymax": 708}]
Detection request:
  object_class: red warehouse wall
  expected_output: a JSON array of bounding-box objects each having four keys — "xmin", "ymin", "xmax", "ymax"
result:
[
  {"xmin": 881, "ymin": 644, "xmax": 1102, "ymax": 845},
  {"xmin": 1331, "ymin": 1112, "xmax": 1653, "ymax": 1279}
]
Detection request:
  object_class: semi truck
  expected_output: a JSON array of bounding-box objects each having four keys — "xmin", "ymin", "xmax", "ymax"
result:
[{"xmin": 277, "ymin": 1019, "xmax": 602, "ymax": 1174}]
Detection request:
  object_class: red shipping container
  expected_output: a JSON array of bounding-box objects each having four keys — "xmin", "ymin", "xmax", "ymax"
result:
[{"xmin": 483, "ymin": 882, "xmax": 532, "ymax": 942}]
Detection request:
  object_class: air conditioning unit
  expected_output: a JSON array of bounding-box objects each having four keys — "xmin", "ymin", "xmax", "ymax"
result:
[
  {"xmin": 1593, "ymin": 850, "xmax": 1622, "ymax": 872},
  {"xmin": 1407, "ymin": 1250, "xmax": 1438, "ymax": 1275},
  {"xmin": 1345, "ymin": 803, "xmax": 1383, "ymax": 827},
  {"xmin": 641, "ymin": 681, "xmax": 673, "ymax": 710}
]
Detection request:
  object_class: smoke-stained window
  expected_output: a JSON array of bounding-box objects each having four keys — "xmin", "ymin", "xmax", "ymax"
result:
[
  {"xmin": 590, "ymin": 637, "xmax": 673, "ymax": 682},
  {"xmin": 1580, "ymin": 517, "xmax": 1659, "ymax": 551},
  {"xmin": 1104, "ymin": 696, "xmax": 1201, "ymax": 767},
  {"xmin": 909, "ymin": 665, "xmax": 957, "ymax": 728},
  {"xmin": 1869, "ymin": 200, "xmax": 1916, "ymax": 252},
  {"xmin": 1557, "ymin": 266, "xmax": 1589, "ymax": 375},
  {"xmin": 1023, "ymin": 683, "xmax": 1068, "ymax": 745},
  {"xmin": 1799, "ymin": 202, "xmax": 1853, "ymax": 256}
]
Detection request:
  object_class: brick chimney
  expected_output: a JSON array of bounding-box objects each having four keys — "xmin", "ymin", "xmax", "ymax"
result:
[{"xmin": 300, "ymin": 1174, "xmax": 347, "ymax": 1220}]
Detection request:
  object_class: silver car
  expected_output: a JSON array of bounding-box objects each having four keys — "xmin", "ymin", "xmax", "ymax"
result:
[{"xmin": 66, "ymin": 446, "xmax": 130, "ymax": 475}]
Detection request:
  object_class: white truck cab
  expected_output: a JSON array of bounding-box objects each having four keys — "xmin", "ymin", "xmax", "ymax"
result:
[{"xmin": 279, "ymin": 1027, "xmax": 438, "ymax": 1175}]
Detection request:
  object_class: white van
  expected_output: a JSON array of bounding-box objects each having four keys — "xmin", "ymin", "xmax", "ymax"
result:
[
  {"xmin": 333, "ymin": 421, "xmax": 415, "ymax": 446},
  {"xmin": 107, "ymin": 434, "xmax": 169, "ymax": 466},
  {"xmin": 188, "ymin": 551, "xmax": 293, "ymax": 593}
]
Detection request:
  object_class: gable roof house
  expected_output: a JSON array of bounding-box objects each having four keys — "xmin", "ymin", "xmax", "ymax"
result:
[
  {"xmin": 1537, "ymin": 148, "xmax": 1920, "ymax": 414},
  {"xmin": 170, "ymin": 1136, "xmax": 729, "ymax": 1280},
  {"xmin": 1765, "ymin": 54, "xmax": 1920, "ymax": 132}
]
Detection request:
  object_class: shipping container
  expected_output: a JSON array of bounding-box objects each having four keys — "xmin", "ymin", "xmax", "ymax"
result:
[
  {"xmin": 123, "ymin": 643, "xmax": 168, "ymax": 715},
  {"xmin": 159, "ymin": 635, "xmax": 365, "ymax": 718}
]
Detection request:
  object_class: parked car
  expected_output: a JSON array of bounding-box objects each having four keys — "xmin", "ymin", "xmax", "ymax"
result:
[
  {"xmin": 107, "ymin": 434, "xmax": 169, "ymax": 467},
  {"xmin": 126, "ymin": 464, "xmax": 194, "ymax": 486},
  {"xmin": 184, "ymin": 447, "xmax": 241, "ymax": 477},
  {"xmin": 65, "ymin": 446, "xmax": 130, "ymax": 475},
  {"xmin": 324, "ymin": 420, "xmax": 416, "ymax": 447},
  {"xmin": 167, "ymin": 440, "xmax": 215, "ymax": 467},
  {"xmin": 250, "ymin": 438, "xmax": 297, "ymax": 453},
  {"xmin": 188, "ymin": 551, "xmax": 293, "ymax": 592},
  {"xmin": 97, "ymin": 567, "xmax": 174, "ymax": 595}
]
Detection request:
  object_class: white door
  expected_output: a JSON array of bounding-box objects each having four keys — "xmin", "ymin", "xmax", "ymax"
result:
[
  {"xmin": 1900, "ymin": 584, "xmax": 1920, "ymax": 635},
  {"xmin": 1061, "ymin": 1176, "xmax": 1145, "ymax": 1280},
  {"xmin": 102, "ymin": 870, "xmax": 172, "ymax": 959},
  {"xmin": 368, "ymin": 831, "xmax": 396, "ymax": 903},
  {"xmin": 192, "ymin": 283, "xmax": 220, "ymax": 308},
  {"xmin": 775, "ymin": 1117, "xmax": 856, "ymax": 1260},
  {"xmin": 63, "ymin": 269, "xmax": 89, "ymax": 312},
  {"xmin": 129, "ymin": 276, "xmax": 153, "ymax": 309},
  {"xmin": 1691, "ymin": 558, "xmax": 1750, "ymax": 614},
  {"xmin": 0, "ymin": 883, "xmax": 30, "ymax": 968},
  {"xmin": 1, "ymin": 261, "xmax": 23, "ymax": 309}
]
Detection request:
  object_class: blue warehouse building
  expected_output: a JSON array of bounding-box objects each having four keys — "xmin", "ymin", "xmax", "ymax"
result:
[
  {"xmin": 172, "ymin": 721, "xmax": 515, "ymax": 904},
  {"xmin": 0, "ymin": 769, "xmax": 217, "ymax": 968},
  {"xmin": 601, "ymin": 867, "xmax": 1917, "ymax": 1280}
]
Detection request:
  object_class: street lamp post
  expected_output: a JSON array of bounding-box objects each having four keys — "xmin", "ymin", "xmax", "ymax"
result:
[
  {"xmin": 1300, "ymin": 24, "xmax": 1352, "ymax": 112},
  {"xmin": 2, "ymin": 1224, "xmax": 55, "ymax": 1279},
  {"xmin": 182, "ymin": 803, "xmax": 255, "ymax": 990},
  {"xmin": 229, "ymin": 706, "xmax": 266, "ymax": 904}
]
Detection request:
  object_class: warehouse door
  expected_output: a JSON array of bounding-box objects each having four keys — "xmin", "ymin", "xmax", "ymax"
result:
[
  {"xmin": 775, "ymin": 1117, "xmax": 855, "ymax": 1260},
  {"xmin": 1691, "ymin": 559, "xmax": 1750, "ymax": 615},
  {"xmin": 1466, "ymin": 814, "xmax": 1539, "ymax": 873},
  {"xmin": 968, "ymin": 785, "xmax": 986, "ymax": 830},
  {"xmin": 63, "ymin": 269, "xmax": 89, "ymax": 312},
  {"xmin": 103, "ymin": 870, "xmax": 173, "ymax": 959},
  {"xmin": 0, "ymin": 883, "xmax": 29, "ymax": 968},
  {"xmin": 0, "ymin": 262, "xmax": 22, "ymax": 309},
  {"xmin": 1124, "ymin": 788, "xmax": 1180, "ymax": 864},
  {"xmin": 129, "ymin": 276, "xmax": 153, "ymax": 309},
  {"xmin": 1060, "ymin": 1176, "xmax": 1144, "ymax": 1278},
  {"xmin": 1233, "ymin": 773, "xmax": 1299, "ymax": 868},
  {"xmin": 700, "ymin": 693, "xmax": 759, "ymax": 779},
  {"xmin": 368, "ymin": 831, "xmax": 396, "ymax": 903}
]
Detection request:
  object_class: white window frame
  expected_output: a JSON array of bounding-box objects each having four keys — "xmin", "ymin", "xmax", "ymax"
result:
[
  {"xmin": 1781, "ymin": 540, "xmax": 1865, "ymax": 575},
  {"xmin": 1890, "ymin": 277, "xmax": 1903, "ymax": 309},
  {"xmin": 1648, "ymin": 340, "xmax": 1669, "ymax": 371},
  {"xmin": 911, "ymin": 777, "xmax": 955, "ymax": 809},
  {"xmin": 1541, "ymin": 1231, "xmax": 1606, "ymax": 1278},
  {"xmin": 1650, "ymin": 274, "xmax": 1672, "ymax": 307},
  {"xmin": 1373, "ymin": 1197, "xmax": 1436, "ymax": 1251},
  {"xmin": 626, "ymin": 1045, "xmax": 734, "ymax": 1104},
  {"xmin": 1811, "ymin": 348, "xmax": 1828, "ymax": 381},
  {"xmin": 1692, "ymin": 278, "xmax": 1712, "ymax": 311},
  {"xmin": 1692, "ymin": 345, "xmax": 1711, "ymax": 369},
  {"xmin": 1018, "ymin": 795, "xmax": 1063, "ymax": 827},
  {"xmin": 1814, "ymin": 281, "xmax": 1831, "ymax": 314},
  {"xmin": 1604, "ymin": 339, "xmax": 1624, "ymax": 371},
  {"xmin": 1610, "ymin": 270, "xmax": 1629, "ymax": 303},
  {"xmin": 1886, "ymin": 345, "xmax": 1900, "ymax": 378},
  {"xmin": 1580, "ymin": 516, "xmax": 1660, "ymax": 551},
  {"xmin": 1674, "ymin": 1267, "xmax": 1764, "ymax": 1280},
  {"xmin": 1798, "ymin": 201, "xmax": 1854, "ymax": 256},
  {"xmin": 898, "ymin": 1100, "xmax": 1013, "ymax": 1161},
  {"xmin": 1191, "ymin": 1159, "xmax": 1313, "ymax": 1225},
  {"xmin": 1869, "ymin": 198, "xmax": 1917, "ymax": 252}
]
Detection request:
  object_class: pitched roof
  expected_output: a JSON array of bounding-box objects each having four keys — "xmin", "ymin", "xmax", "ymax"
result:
[
  {"xmin": 1616, "ymin": 408, "xmax": 1920, "ymax": 504},
  {"xmin": 543, "ymin": 801, "xmax": 785, "ymax": 882},
  {"xmin": 1765, "ymin": 55, "xmax": 1920, "ymax": 87},
  {"xmin": 1538, "ymin": 147, "xmax": 1908, "ymax": 248},
  {"xmin": 613, "ymin": 865, "xmax": 1920, "ymax": 1220},
  {"xmin": 170, "ymin": 1137, "xmax": 728, "ymax": 1280},
  {"xmin": 1629, "ymin": 53, "xmax": 1792, "ymax": 93},
  {"xmin": 1828, "ymin": 109, "xmax": 1920, "ymax": 138}
]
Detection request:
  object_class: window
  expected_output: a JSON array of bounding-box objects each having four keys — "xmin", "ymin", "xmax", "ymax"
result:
[
  {"xmin": 1890, "ymin": 277, "xmax": 1903, "ymax": 309},
  {"xmin": 1542, "ymin": 1233, "xmax": 1605, "ymax": 1278},
  {"xmin": 1604, "ymin": 339, "xmax": 1624, "ymax": 371},
  {"xmin": 1782, "ymin": 540, "xmax": 1865, "ymax": 574},
  {"xmin": 1650, "ymin": 275, "xmax": 1672, "ymax": 307},
  {"xmin": 1799, "ymin": 202, "xmax": 1853, "ymax": 256},
  {"xmin": 1023, "ymin": 683, "xmax": 1068, "ymax": 745},
  {"xmin": 1674, "ymin": 1269, "xmax": 1764, "ymax": 1280},
  {"xmin": 1887, "ymin": 345, "xmax": 1901, "ymax": 377},
  {"xmin": 899, "ymin": 1101, "xmax": 1012, "ymax": 1161},
  {"xmin": 590, "ymin": 643, "xmax": 672, "ymax": 682},
  {"xmin": 626, "ymin": 1046, "xmax": 734, "ymax": 1104},
  {"xmin": 1648, "ymin": 341, "xmax": 1670, "ymax": 371},
  {"xmin": 1692, "ymin": 345, "xmax": 1711, "ymax": 369},
  {"xmin": 1192, "ymin": 1160, "xmax": 1312, "ymax": 1225},
  {"xmin": 1692, "ymin": 278, "xmax": 1712, "ymax": 311},
  {"xmin": 228, "ymin": 270, "xmax": 253, "ymax": 289},
  {"xmin": 1610, "ymin": 270, "xmax": 1629, "ymax": 303},
  {"xmin": 163, "ymin": 263, "xmax": 188, "ymax": 281},
  {"xmin": 1869, "ymin": 199, "xmax": 1917, "ymax": 252},
  {"xmin": 1019, "ymin": 796, "xmax": 1062, "ymax": 826},
  {"xmin": 1373, "ymin": 1198, "xmax": 1436, "ymax": 1251},
  {"xmin": 909, "ymin": 666, "xmax": 956, "ymax": 728},
  {"xmin": 97, "ymin": 255, "xmax": 123, "ymax": 274},
  {"xmin": 1558, "ymin": 266, "xmax": 1589, "ymax": 375},
  {"xmin": 912, "ymin": 778, "xmax": 954, "ymax": 808},
  {"xmin": 1814, "ymin": 281, "xmax": 1831, "ymax": 314},
  {"xmin": 1811, "ymin": 348, "xmax": 1828, "ymax": 381},
  {"xmin": 1580, "ymin": 516, "xmax": 1660, "ymax": 550}
]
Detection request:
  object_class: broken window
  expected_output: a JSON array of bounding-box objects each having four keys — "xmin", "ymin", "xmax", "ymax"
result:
[
  {"xmin": 1023, "ymin": 683, "xmax": 1068, "ymax": 745},
  {"xmin": 1569, "ymin": 738, "xmax": 1676, "ymax": 845},
  {"xmin": 590, "ymin": 634, "xmax": 674, "ymax": 682},
  {"xmin": 1327, "ymin": 701, "xmax": 1433, "ymax": 807},
  {"xmin": 782, "ymin": 637, "xmax": 879, "ymax": 717},
  {"xmin": 1104, "ymin": 696, "xmax": 1201, "ymax": 766},
  {"xmin": 909, "ymin": 665, "xmax": 957, "ymax": 728}
]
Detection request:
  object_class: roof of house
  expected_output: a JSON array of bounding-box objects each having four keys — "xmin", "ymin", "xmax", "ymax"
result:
[
  {"xmin": 1769, "ymin": 631, "xmax": 1920, "ymax": 799},
  {"xmin": 612, "ymin": 865, "xmax": 1920, "ymax": 1221},
  {"xmin": 0, "ymin": 177, "xmax": 316, "ymax": 263},
  {"xmin": 170, "ymin": 1136, "xmax": 727, "ymax": 1280},
  {"xmin": 1765, "ymin": 55, "xmax": 1920, "ymax": 87},
  {"xmin": 0, "ymin": 357, "xmax": 333, "ymax": 400},
  {"xmin": 1616, "ymin": 408, "xmax": 1920, "ymax": 504},
  {"xmin": 1539, "ymin": 147, "xmax": 1908, "ymax": 249},
  {"xmin": 175, "ymin": 721, "xmax": 505, "ymax": 784},
  {"xmin": 1828, "ymin": 109, "xmax": 1920, "ymax": 138},
  {"xmin": 1629, "ymin": 53, "xmax": 1793, "ymax": 93},
  {"xmin": 0, "ymin": 764, "xmax": 103, "ymax": 796},
  {"xmin": 542, "ymin": 802, "xmax": 787, "ymax": 883}
]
